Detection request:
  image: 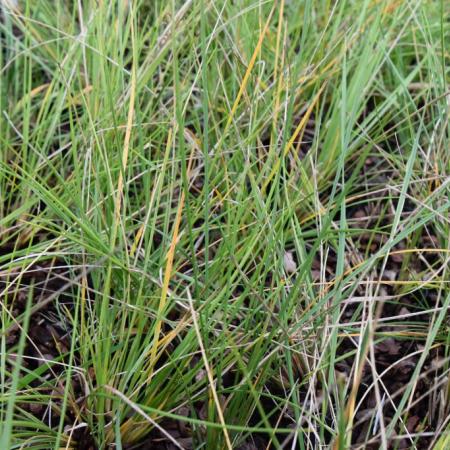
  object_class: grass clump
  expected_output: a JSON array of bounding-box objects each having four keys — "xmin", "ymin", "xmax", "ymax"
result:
[{"xmin": 0, "ymin": 0, "xmax": 449, "ymax": 448}]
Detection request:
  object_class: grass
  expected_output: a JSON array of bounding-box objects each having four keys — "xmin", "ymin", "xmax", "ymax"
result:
[{"xmin": 0, "ymin": 0, "xmax": 449, "ymax": 448}]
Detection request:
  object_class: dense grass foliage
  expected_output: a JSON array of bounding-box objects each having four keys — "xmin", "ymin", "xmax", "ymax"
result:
[{"xmin": 1, "ymin": 0, "xmax": 449, "ymax": 448}]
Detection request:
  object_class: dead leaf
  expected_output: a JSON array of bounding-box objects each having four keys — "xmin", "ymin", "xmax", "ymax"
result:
[{"xmin": 284, "ymin": 251, "xmax": 297, "ymax": 274}]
